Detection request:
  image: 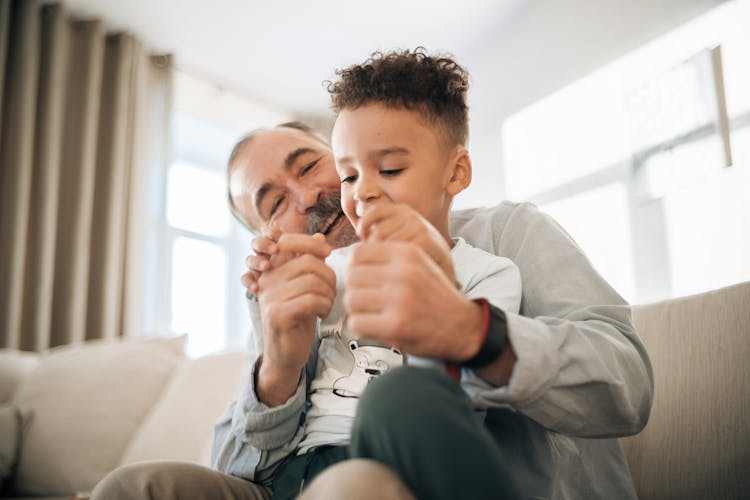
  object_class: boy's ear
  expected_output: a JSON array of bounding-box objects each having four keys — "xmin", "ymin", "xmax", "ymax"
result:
[{"xmin": 446, "ymin": 147, "xmax": 472, "ymax": 196}]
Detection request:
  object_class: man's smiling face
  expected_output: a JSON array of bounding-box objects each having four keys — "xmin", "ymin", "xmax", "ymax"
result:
[{"xmin": 228, "ymin": 127, "xmax": 357, "ymax": 248}]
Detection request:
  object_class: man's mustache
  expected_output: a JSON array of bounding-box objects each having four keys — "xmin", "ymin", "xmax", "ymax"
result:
[{"xmin": 306, "ymin": 192, "xmax": 343, "ymax": 234}]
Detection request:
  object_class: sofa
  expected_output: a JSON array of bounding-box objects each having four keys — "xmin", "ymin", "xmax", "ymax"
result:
[
  {"xmin": 0, "ymin": 336, "xmax": 247, "ymax": 499},
  {"xmin": 1, "ymin": 281, "xmax": 748, "ymax": 499}
]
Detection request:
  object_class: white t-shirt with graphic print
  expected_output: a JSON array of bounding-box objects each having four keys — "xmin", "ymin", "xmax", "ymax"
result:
[{"xmin": 297, "ymin": 237, "xmax": 521, "ymax": 453}]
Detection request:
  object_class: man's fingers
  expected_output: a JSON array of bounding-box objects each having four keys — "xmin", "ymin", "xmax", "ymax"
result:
[
  {"xmin": 347, "ymin": 313, "xmax": 394, "ymax": 342},
  {"xmin": 267, "ymin": 233, "xmax": 331, "ymax": 269},
  {"xmin": 262, "ymin": 272, "xmax": 337, "ymax": 318},
  {"xmin": 282, "ymin": 293, "xmax": 335, "ymax": 323},
  {"xmin": 343, "ymin": 288, "xmax": 383, "ymax": 314},
  {"xmin": 241, "ymin": 274, "xmax": 260, "ymax": 297},
  {"xmin": 262, "ymin": 225, "xmax": 283, "ymax": 242},
  {"xmin": 276, "ymin": 233, "xmax": 331, "ymax": 258},
  {"xmin": 365, "ymin": 216, "xmax": 413, "ymax": 242},
  {"xmin": 375, "ymin": 222, "xmax": 423, "ymax": 245},
  {"xmin": 246, "ymin": 254, "xmax": 271, "ymax": 272},
  {"xmin": 259, "ymin": 255, "xmax": 337, "ymax": 296},
  {"xmin": 348, "ymin": 241, "xmax": 423, "ymax": 266},
  {"xmin": 251, "ymin": 235, "xmax": 279, "ymax": 256},
  {"xmin": 345, "ymin": 264, "xmax": 390, "ymax": 287},
  {"xmin": 357, "ymin": 203, "xmax": 400, "ymax": 239}
]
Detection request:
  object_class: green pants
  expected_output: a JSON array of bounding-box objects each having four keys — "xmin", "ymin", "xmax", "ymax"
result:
[
  {"xmin": 273, "ymin": 366, "xmax": 522, "ymax": 499},
  {"xmin": 271, "ymin": 445, "xmax": 349, "ymax": 499},
  {"xmin": 352, "ymin": 366, "xmax": 522, "ymax": 499}
]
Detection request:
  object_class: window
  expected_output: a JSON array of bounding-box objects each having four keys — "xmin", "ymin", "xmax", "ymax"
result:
[
  {"xmin": 150, "ymin": 71, "xmax": 290, "ymax": 357},
  {"xmin": 540, "ymin": 183, "xmax": 636, "ymax": 301},
  {"xmin": 502, "ymin": 0, "xmax": 750, "ymax": 304}
]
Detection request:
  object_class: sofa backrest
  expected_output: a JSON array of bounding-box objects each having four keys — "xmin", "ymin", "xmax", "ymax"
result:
[
  {"xmin": 119, "ymin": 350, "xmax": 246, "ymax": 467},
  {"xmin": 623, "ymin": 280, "xmax": 750, "ymax": 499}
]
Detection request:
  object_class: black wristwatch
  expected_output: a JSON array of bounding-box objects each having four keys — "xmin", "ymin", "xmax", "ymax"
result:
[{"xmin": 462, "ymin": 298, "xmax": 508, "ymax": 369}]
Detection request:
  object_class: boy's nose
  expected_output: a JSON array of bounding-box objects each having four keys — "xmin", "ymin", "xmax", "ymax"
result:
[
  {"xmin": 353, "ymin": 179, "xmax": 380, "ymax": 204},
  {"xmin": 355, "ymin": 196, "xmax": 388, "ymax": 217}
]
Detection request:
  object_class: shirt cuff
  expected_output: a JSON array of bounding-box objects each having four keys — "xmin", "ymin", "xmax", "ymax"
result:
[
  {"xmin": 239, "ymin": 357, "xmax": 307, "ymax": 449},
  {"xmin": 461, "ymin": 312, "xmax": 560, "ymax": 408}
]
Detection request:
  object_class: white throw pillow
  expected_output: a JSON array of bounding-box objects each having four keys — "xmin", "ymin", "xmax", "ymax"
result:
[{"xmin": 10, "ymin": 336, "xmax": 185, "ymax": 496}]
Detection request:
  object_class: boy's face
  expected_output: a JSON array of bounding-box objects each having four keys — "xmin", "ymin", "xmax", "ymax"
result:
[{"xmin": 331, "ymin": 104, "xmax": 455, "ymax": 231}]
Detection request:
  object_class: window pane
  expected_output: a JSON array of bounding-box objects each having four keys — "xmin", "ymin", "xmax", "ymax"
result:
[
  {"xmin": 167, "ymin": 160, "xmax": 230, "ymax": 237},
  {"xmin": 720, "ymin": 1, "xmax": 750, "ymax": 117},
  {"xmin": 502, "ymin": 71, "xmax": 629, "ymax": 200},
  {"xmin": 171, "ymin": 237, "xmax": 226, "ymax": 357},
  {"xmin": 540, "ymin": 183, "xmax": 636, "ymax": 302},
  {"xmin": 663, "ymin": 160, "xmax": 750, "ymax": 298},
  {"xmin": 623, "ymin": 48, "xmax": 721, "ymax": 153},
  {"xmin": 637, "ymin": 134, "xmax": 727, "ymax": 199}
]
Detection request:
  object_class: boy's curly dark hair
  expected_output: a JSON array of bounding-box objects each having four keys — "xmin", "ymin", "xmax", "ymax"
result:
[{"xmin": 327, "ymin": 48, "xmax": 470, "ymax": 147}]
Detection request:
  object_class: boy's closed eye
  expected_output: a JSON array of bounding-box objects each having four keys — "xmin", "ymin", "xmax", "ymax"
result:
[{"xmin": 380, "ymin": 168, "xmax": 404, "ymax": 177}]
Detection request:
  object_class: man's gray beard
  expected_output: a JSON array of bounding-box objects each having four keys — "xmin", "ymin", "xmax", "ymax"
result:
[
  {"xmin": 306, "ymin": 192, "xmax": 343, "ymax": 234},
  {"xmin": 306, "ymin": 192, "xmax": 358, "ymax": 247}
]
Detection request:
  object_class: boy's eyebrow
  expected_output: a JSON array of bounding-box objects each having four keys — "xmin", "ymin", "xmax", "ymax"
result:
[{"xmin": 336, "ymin": 146, "xmax": 410, "ymax": 165}]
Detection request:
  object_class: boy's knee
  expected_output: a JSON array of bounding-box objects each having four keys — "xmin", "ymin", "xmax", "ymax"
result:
[{"xmin": 354, "ymin": 366, "xmax": 466, "ymax": 441}]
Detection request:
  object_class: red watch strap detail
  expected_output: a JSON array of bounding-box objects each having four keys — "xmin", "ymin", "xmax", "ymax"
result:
[
  {"xmin": 444, "ymin": 362, "xmax": 461, "ymax": 380},
  {"xmin": 475, "ymin": 298, "xmax": 491, "ymax": 347}
]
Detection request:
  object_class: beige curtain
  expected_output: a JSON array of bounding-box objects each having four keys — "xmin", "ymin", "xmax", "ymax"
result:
[{"xmin": 0, "ymin": 0, "xmax": 173, "ymax": 351}]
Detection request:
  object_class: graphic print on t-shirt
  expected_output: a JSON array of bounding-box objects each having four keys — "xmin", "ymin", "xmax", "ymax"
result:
[{"xmin": 332, "ymin": 339, "xmax": 403, "ymax": 398}]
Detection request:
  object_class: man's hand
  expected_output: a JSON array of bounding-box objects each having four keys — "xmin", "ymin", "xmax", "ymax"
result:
[
  {"xmin": 253, "ymin": 233, "xmax": 335, "ymax": 407},
  {"xmin": 344, "ymin": 241, "xmax": 483, "ymax": 362},
  {"xmin": 356, "ymin": 202, "xmax": 456, "ymax": 283},
  {"xmin": 241, "ymin": 226, "xmax": 282, "ymax": 295}
]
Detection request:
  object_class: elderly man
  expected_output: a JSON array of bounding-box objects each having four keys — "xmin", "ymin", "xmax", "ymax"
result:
[{"xmin": 93, "ymin": 52, "xmax": 652, "ymax": 499}]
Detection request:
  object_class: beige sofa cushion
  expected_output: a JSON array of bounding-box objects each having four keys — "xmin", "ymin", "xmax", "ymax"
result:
[
  {"xmin": 623, "ymin": 281, "xmax": 750, "ymax": 499},
  {"xmin": 10, "ymin": 336, "xmax": 185, "ymax": 497},
  {"xmin": 119, "ymin": 351, "xmax": 246, "ymax": 466}
]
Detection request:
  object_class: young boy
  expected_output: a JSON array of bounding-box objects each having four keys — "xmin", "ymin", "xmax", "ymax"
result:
[{"xmin": 270, "ymin": 49, "xmax": 523, "ymax": 499}]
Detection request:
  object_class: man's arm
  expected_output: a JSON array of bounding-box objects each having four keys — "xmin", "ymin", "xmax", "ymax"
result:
[
  {"xmin": 451, "ymin": 202, "xmax": 654, "ymax": 437},
  {"xmin": 254, "ymin": 234, "xmax": 335, "ymax": 405},
  {"xmin": 212, "ymin": 233, "xmax": 334, "ymax": 482},
  {"xmin": 449, "ymin": 241, "xmax": 523, "ymax": 386}
]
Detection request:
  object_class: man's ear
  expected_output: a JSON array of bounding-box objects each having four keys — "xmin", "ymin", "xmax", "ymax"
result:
[{"xmin": 446, "ymin": 147, "xmax": 472, "ymax": 196}]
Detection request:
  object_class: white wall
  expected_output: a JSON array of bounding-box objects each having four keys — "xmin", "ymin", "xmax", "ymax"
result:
[{"xmin": 458, "ymin": 0, "xmax": 728, "ymax": 208}]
